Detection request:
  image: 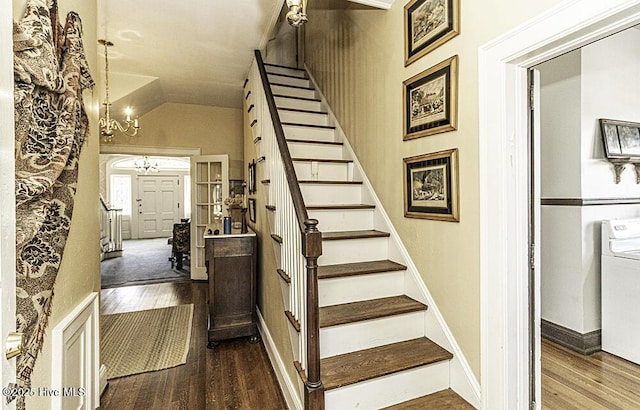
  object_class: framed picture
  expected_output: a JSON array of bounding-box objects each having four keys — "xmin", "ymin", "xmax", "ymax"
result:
[
  {"xmin": 403, "ymin": 148, "xmax": 459, "ymax": 221},
  {"xmin": 248, "ymin": 160, "xmax": 256, "ymax": 194},
  {"xmin": 403, "ymin": 55, "xmax": 458, "ymax": 140},
  {"xmin": 599, "ymin": 118, "xmax": 640, "ymax": 158},
  {"xmin": 248, "ymin": 198, "xmax": 256, "ymax": 223},
  {"xmin": 405, "ymin": 0, "xmax": 460, "ymax": 66}
]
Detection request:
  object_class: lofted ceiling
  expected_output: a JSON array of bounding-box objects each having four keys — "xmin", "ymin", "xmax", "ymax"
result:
[{"xmin": 97, "ymin": 0, "xmax": 395, "ymax": 117}]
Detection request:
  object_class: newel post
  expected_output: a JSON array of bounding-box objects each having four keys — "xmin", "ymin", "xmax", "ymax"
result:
[{"xmin": 303, "ymin": 218, "xmax": 324, "ymax": 410}]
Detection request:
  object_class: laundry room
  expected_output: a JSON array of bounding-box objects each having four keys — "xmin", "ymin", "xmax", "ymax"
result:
[{"xmin": 537, "ymin": 27, "xmax": 640, "ymax": 360}]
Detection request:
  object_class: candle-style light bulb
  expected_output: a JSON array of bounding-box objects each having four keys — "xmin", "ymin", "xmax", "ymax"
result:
[{"xmin": 124, "ymin": 106, "xmax": 132, "ymax": 122}]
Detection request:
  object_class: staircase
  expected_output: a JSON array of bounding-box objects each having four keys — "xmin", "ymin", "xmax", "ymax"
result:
[{"xmin": 247, "ymin": 54, "xmax": 478, "ymax": 409}]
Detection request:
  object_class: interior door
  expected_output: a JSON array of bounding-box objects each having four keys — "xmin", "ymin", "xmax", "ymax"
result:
[
  {"xmin": 137, "ymin": 175, "xmax": 180, "ymax": 239},
  {"xmin": 1, "ymin": 0, "xmax": 17, "ymax": 404},
  {"xmin": 190, "ymin": 155, "xmax": 229, "ymax": 280}
]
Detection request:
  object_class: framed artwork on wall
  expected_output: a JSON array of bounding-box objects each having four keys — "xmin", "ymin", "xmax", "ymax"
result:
[
  {"xmin": 248, "ymin": 198, "xmax": 256, "ymax": 223},
  {"xmin": 404, "ymin": 0, "xmax": 460, "ymax": 66},
  {"xmin": 403, "ymin": 148, "xmax": 459, "ymax": 222},
  {"xmin": 248, "ymin": 159, "xmax": 256, "ymax": 194},
  {"xmin": 599, "ymin": 118, "xmax": 640, "ymax": 158},
  {"xmin": 403, "ymin": 55, "xmax": 458, "ymax": 140}
]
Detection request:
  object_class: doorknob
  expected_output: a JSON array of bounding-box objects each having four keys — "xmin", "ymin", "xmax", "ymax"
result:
[{"xmin": 6, "ymin": 332, "xmax": 24, "ymax": 360}]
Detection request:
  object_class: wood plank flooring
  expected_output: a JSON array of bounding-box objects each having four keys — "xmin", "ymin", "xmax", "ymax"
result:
[
  {"xmin": 542, "ymin": 338, "xmax": 640, "ymax": 409},
  {"xmin": 99, "ymin": 281, "xmax": 286, "ymax": 410}
]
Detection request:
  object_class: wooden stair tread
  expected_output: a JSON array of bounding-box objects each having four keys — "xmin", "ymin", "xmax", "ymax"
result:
[
  {"xmin": 382, "ymin": 389, "xmax": 474, "ymax": 409},
  {"xmin": 270, "ymin": 82, "xmax": 315, "ymax": 91},
  {"xmin": 321, "ymin": 337, "xmax": 452, "ymax": 390},
  {"xmin": 292, "ymin": 158, "xmax": 352, "ymax": 163},
  {"xmin": 299, "ymin": 180, "xmax": 362, "ymax": 185},
  {"xmin": 286, "ymin": 138, "xmax": 343, "ymax": 146},
  {"xmin": 307, "ymin": 204, "xmax": 374, "ymax": 210},
  {"xmin": 322, "ymin": 230, "xmax": 390, "ymax": 240},
  {"xmin": 266, "ymin": 72, "xmax": 308, "ymax": 80},
  {"xmin": 318, "ymin": 259, "xmax": 406, "ymax": 279},
  {"xmin": 320, "ymin": 295, "xmax": 426, "ymax": 327},
  {"xmin": 282, "ymin": 122, "xmax": 335, "ymax": 129},
  {"xmin": 265, "ymin": 62, "xmax": 306, "ymax": 72},
  {"xmin": 273, "ymin": 94, "xmax": 320, "ymax": 102},
  {"xmin": 278, "ymin": 107, "xmax": 328, "ymax": 115}
]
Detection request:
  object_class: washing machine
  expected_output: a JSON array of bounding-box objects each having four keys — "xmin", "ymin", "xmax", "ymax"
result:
[{"xmin": 601, "ymin": 218, "xmax": 640, "ymax": 364}]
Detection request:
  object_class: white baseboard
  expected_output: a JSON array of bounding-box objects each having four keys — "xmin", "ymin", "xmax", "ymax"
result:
[{"xmin": 257, "ymin": 309, "xmax": 302, "ymax": 410}]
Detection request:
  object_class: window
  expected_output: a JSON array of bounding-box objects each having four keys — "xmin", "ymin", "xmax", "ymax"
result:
[{"xmin": 110, "ymin": 175, "xmax": 132, "ymax": 215}]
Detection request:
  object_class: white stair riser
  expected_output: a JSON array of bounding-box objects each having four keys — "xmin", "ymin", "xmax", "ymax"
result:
[
  {"xmin": 294, "ymin": 161, "xmax": 350, "ymax": 181},
  {"xmin": 319, "ymin": 237, "xmax": 388, "ymax": 265},
  {"xmin": 271, "ymin": 84, "xmax": 316, "ymax": 100},
  {"xmin": 275, "ymin": 96, "xmax": 322, "ymax": 111},
  {"xmin": 308, "ymin": 208, "xmax": 374, "ymax": 232},
  {"xmin": 265, "ymin": 66, "xmax": 306, "ymax": 78},
  {"xmin": 325, "ymin": 361, "xmax": 450, "ymax": 409},
  {"xmin": 301, "ymin": 184, "xmax": 362, "ymax": 206},
  {"xmin": 320, "ymin": 312, "xmax": 425, "ymax": 358},
  {"xmin": 318, "ymin": 271, "xmax": 404, "ymax": 307},
  {"xmin": 278, "ymin": 110, "xmax": 329, "ymax": 126},
  {"xmin": 287, "ymin": 142, "xmax": 343, "ymax": 160},
  {"xmin": 268, "ymin": 73, "xmax": 310, "ymax": 88},
  {"xmin": 283, "ymin": 125, "xmax": 336, "ymax": 142}
]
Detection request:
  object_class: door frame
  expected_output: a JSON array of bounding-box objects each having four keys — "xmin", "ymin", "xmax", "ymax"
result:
[
  {"xmin": 479, "ymin": 1, "xmax": 640, "ymax": 409},
  {"xmin": 0, "ymin": 0, "xmax": 16, "ymax": 404}
]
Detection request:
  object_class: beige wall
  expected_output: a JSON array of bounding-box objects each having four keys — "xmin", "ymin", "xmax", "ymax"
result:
[
  {"xmin": 304, "ymin": 0, "xmax": 565, "ymax": 379},
  {"xmin": 101, "ymin": 103, "xmax": 245, "ymax": 179},
  {"xmin": 13, "ymin": 0, "xmax": 101, "ymax": 407}
]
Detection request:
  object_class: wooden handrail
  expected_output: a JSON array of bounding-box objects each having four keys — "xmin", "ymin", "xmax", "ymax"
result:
[
  {"xmin": 254, "ymin": 50, "xmax": 324, "ymax": 409},
  {"xmin": 254, "ymin": 50, "xmax": 310, "ymax": 235}
]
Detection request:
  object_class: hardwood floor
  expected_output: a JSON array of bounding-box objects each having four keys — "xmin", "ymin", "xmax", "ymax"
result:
[
  {"xmin": 542, "ymin": 338, "xmax": 640, "ymax": 409},
  {"xmin": 99, "ymin": 281, "xmax": 286, "ymax": 410}
]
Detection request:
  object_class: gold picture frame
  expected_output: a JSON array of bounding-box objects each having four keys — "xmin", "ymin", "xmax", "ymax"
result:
[
  {"xmin": 403, "ymin": 148, "xmax": 459, "ymax": 222},
  {"xmin": 403, "ymin": 55, "xmax": 458, "ymax": 140},
  {"xmin": 405, "ymin": 0, "xmax": 460, "ymax": 66}
]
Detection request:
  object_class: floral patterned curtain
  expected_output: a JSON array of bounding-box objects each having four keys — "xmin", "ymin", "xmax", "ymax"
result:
[{"xmin": 13, "ymin": 0, "xmax": 93, "ymax": 407}]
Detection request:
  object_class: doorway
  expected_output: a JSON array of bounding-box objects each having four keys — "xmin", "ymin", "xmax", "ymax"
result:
[
  {"xmin": 479, "ymin": 2, "xmax": 640, "ymax": 409},
  {"xmin": 100, "ymin": 151, "xmax": 196, "ymax": 289},
  {"xmin": 535, "ymin": 26, "xmax": 640, "ymax": 408}
]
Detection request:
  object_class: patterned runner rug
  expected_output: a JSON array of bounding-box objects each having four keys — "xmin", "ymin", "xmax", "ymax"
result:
[{"xmin": 101, "ymin": 304, "xmax": 194, "ymax": 379}]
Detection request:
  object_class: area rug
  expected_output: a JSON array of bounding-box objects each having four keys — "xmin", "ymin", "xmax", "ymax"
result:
[
  {"xmin": 101, "ymin": 238, "xmax": 190, "ymax": 288},
  {"xmin": 101, "ymin": 304, "xmax": 194, "ymax": 379}
]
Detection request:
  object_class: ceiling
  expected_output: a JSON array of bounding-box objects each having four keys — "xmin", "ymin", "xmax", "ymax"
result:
[{"xmin": 97, "ymin": 0, "xmax": 395, "ymax": 117}]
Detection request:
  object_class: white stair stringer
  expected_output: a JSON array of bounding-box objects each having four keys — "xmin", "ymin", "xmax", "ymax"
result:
[{"xmin": 303, "ymin": 67, "xmax": 482, "ymax": 408}]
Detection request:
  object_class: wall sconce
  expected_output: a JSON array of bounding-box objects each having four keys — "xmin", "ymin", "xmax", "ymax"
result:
[
  {"xmin": 286, "ymin": 0, "xmax": 307, "ymax": 26},
  {"xmin": 98, "ymin": 39, "xmax": 140, "ymax": 142}
]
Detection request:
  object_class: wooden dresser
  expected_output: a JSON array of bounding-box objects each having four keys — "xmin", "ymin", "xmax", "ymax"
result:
[{"xmin": 204, "ymin": 230, "xmax": 258, "ymax": 347}]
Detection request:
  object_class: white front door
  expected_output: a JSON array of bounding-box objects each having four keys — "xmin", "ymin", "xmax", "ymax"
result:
[
  {"xmin": 137, "ymin": 175, "xmax": 181, "ymax": 239},
  {"xmin": 1, "ymin": 0, "xmax": 17, "ymax": 405}
]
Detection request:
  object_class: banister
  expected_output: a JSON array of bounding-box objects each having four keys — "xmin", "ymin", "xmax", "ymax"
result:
[
  {"xmin": 254, "ymin": 50, "xmax": 310, "ymax": 236},
  {"xmin": 254, "ymin": 50, "xmax": 324, "ymax": 409}
]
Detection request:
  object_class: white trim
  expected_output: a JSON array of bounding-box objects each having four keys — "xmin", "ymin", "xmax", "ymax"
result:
[
  {"xmin": 346, "ymin": 0, "xmax": 394, "ymax": 9},
  {"xmin": 478, "ymin": 1, "xmax": 640, "ymax": 409},
  {"xmin": 304, "ymin": 65, "xmax": 481, "ymax": 408},
  {"xmin": 99, "ymin": 144, "xmax": 201, "ymax": 157},
  {"xmin": 257, "ymin": 309, "xmax": 303, "ymax": 410},
  {"xmin": 50, "ymin": 293, "xmax": 100, "ymax": 410}
]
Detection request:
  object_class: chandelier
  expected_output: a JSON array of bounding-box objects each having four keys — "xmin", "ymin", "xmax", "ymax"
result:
[
  {"xmin": 286, "ymin": 0, "xmax": 307, "ymax": 26},
  {"xmin": 134, "ymin": 157, "xmax": 159, "ymax": 174},
  {"xmin": 98, "ymin": 39, "xmax": 140, "ymax": 142}
]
